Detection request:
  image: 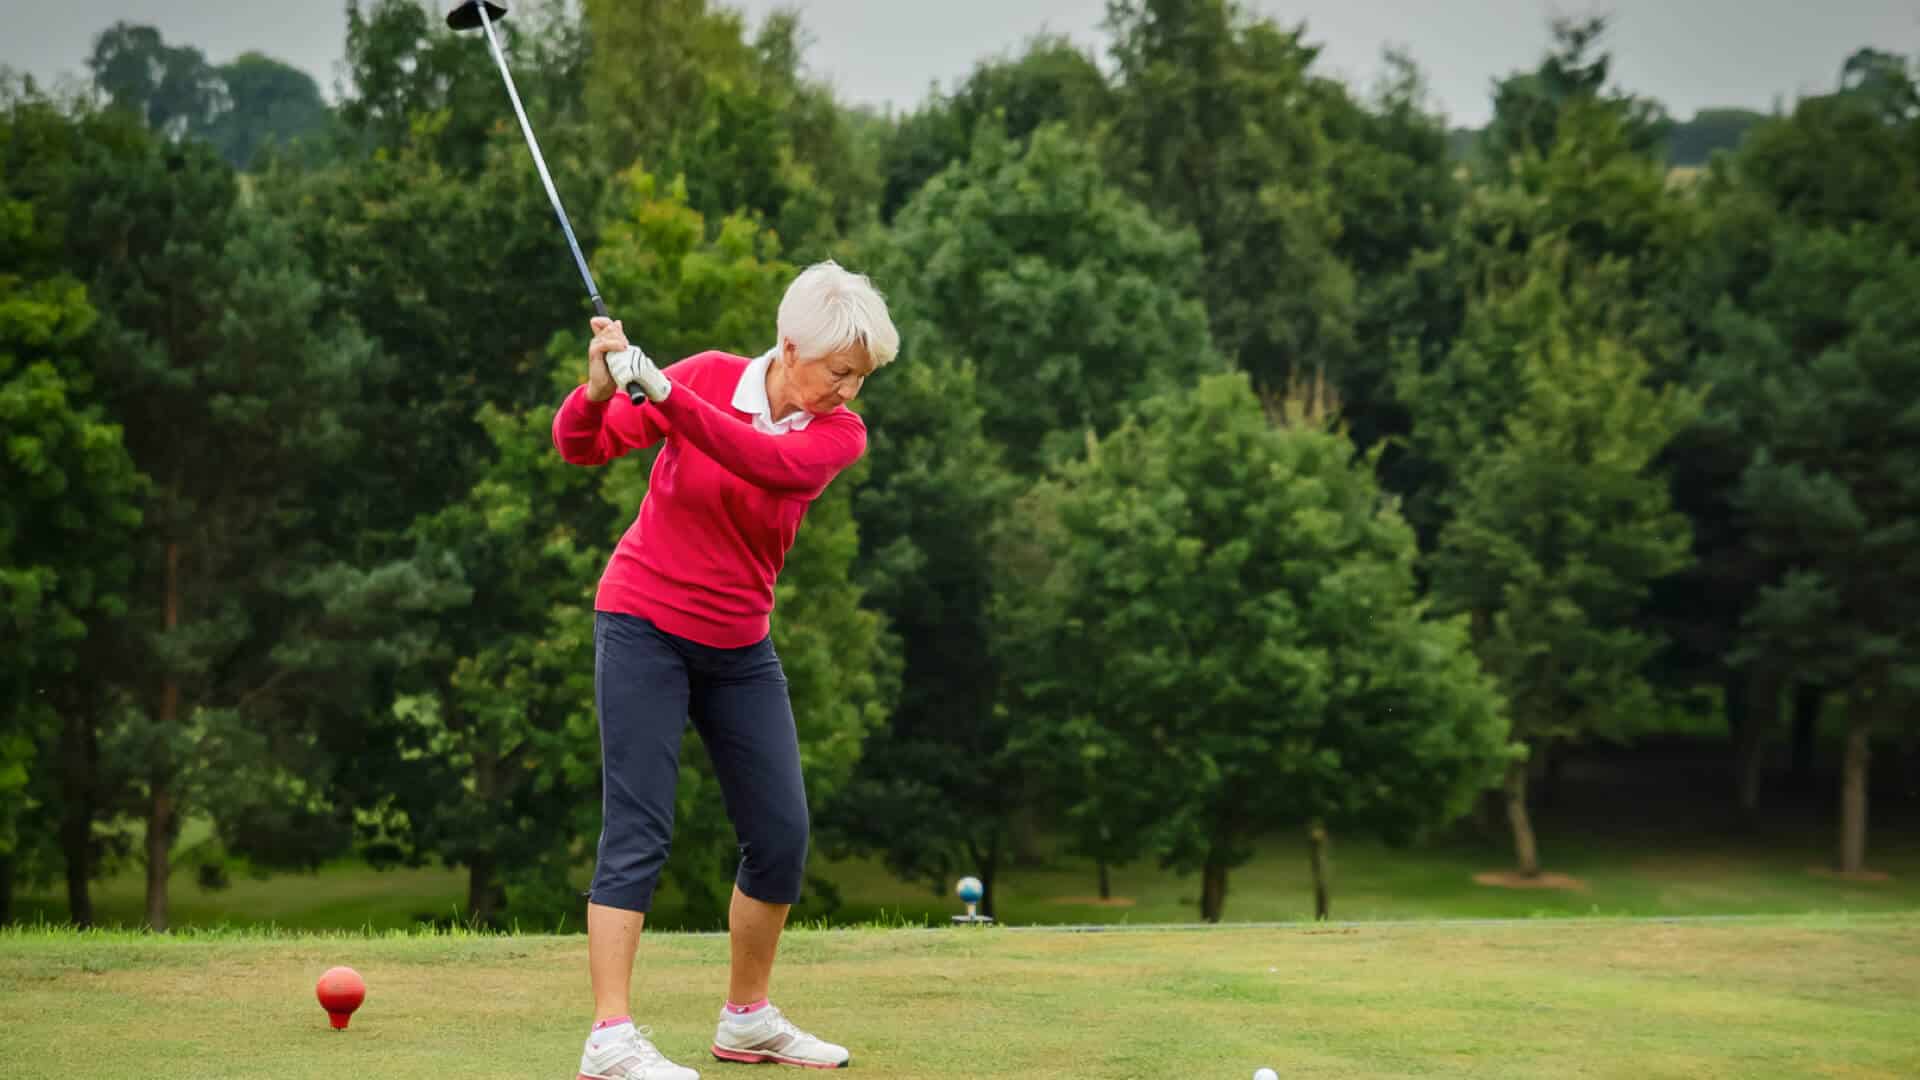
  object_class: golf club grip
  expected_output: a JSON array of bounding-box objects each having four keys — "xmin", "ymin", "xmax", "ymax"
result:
[{"xmin": 593, "ymin": 297, "xmax": 644, "ymax": 403}]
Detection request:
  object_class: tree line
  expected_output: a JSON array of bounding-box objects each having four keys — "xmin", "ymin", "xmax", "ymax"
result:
[{"xmin": 2, "ymin": 0, "xmax": 1916, "ymax": 928}]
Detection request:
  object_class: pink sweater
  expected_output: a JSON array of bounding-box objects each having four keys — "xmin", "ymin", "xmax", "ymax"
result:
[{"xmin": 552, "ymin": 350, "xmax": 867, "ymax": 648}]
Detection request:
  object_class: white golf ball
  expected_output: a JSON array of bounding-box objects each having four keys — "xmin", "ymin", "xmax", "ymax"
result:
[{"xmin": 1254, "ymin": 1069, "xmax": 1279, "ymax": 1080}]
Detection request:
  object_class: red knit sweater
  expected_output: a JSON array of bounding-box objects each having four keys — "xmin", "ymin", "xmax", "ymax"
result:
[{"xmin": 551, "ymin": 350, "xmax": 867, "ymax": 648}]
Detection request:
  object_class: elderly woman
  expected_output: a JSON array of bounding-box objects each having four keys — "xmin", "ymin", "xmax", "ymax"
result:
[{"xmin": 552, "ymin": 261, "xmax": 897, "ymax": 1079}]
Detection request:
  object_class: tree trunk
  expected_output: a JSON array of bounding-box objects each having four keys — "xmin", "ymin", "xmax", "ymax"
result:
[
  {"xmin": 146, "ymin": 539, "xmax": 182, "ymax": 933},
  {"xmin": 1199, "ymin": 849, "xmax": 1229, "ymax": 923},
  {"xmin": 1734, "ymin": 670, "xmax": 1780, "ymax": 827},
  {"xmin": 1838, "ymin": 716, "xmax": 1871, "ymax": 875},
  {"xmin": 1790, "ymin": 685, "xmax": 1821, "ymax": 793},
  {"xmin": 1505, "ymin": 758, "xmax": 1540, "ymax": 877},
  {"xmin": 1307, "ymin": 822, "xmax": 1331, "ymax": 921},
  {"xmin": 145, "ymin": 786, "xmax": 174, "ymax": 931},
  {"xmin": 0, "ymin": 853, "xmax": 14, "ymax": 926},
  {"xmin": 467, "ymin": 853, "xmax": 498, "ymax": 927},
  {"xmin": 1096, "ymin": 858, "xmax": 1111, "ymax": 901},
  {"xmin": 60, "ymin": 709, "xmax": 95, "ymax": 927}
]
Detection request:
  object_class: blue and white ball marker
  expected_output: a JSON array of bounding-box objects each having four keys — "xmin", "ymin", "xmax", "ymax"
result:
[{"xmin": 953, "ymin": 875, "xmax": 993, "ymax": 925}]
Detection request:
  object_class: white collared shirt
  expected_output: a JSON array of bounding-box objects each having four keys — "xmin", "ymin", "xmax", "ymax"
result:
[{"xmin": 732, "ymin": 348, "xmax": 815, "ymax": 436}]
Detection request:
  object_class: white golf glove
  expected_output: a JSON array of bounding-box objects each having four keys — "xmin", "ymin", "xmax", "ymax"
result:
[{"xmin": 609, "ymin": 345, "xmax": 671, "ymax": 404}]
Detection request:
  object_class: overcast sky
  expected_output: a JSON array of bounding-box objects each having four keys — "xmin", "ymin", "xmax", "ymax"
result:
[{"xmin": 3, "ymin": 1, "xmax": 1915, "ymax": 127}]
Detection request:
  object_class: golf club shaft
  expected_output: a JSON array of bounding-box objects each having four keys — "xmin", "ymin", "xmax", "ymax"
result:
[{"xmin": 475, "ymin": 3, "xmax": 607, "ymax": 320}]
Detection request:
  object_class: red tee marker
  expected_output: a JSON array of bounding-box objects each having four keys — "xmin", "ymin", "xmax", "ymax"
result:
[{"xmin": 316, "ymin": 966, "xmax": 366, "ymax": 1030}]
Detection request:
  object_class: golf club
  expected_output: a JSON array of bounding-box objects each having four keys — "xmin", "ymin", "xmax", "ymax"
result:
[{"xmin": 447, "ymin": 0, "xmax": 648, "ymax": 404}]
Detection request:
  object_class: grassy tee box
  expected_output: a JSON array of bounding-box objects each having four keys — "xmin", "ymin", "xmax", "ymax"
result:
[{"xmin": 3, "ymin": 915, "xmax": 1919, "ymax": 1079}]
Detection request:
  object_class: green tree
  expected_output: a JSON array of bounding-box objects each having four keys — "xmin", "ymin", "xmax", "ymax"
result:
[
  {"xmin": 1701, "ymin": 228, "xmax": 1920, "ymax": 873},
  {"xmin": 201, "ymin": 52, "xmax": 331, "ymax": 169},
  {"xmin": 362, "ymin": 397, "xmax": 602, "ymax": 926},
  {"xmin": 1394, "ymin": 96, "xmax": 1696, "ymax": 539},
  {"xmin": 876, "ymin": 122, "xmax": 1221, "ymax": 473},
  {"xmin": 998, "ymin": 373, "xmax": 1509, "ymax": 921},
  {"xmin": 583, "ymin": 0, "xmax": 870, "ymax": 254},
  {"xmin": 1104, "ymin": 0, "xmax": 1356, "ymax": 392},
  {"xmin": 1665, "ymin": 108, "xmax": 1767, "ymax": 168},
  {"xmin": 821, "ymin": 357, "xmax": 1020, "ymax": 916},
  {"xmin": 0, "ymin": 132, "xmax": 143, "ymax": 923},
  {"xmin": 1320, "ymin": 49, "xmax": 1467, "ymax": 453},
  {"xmin": 86, "ymin": 23, "xmax": 226, "ymax": 141},
  {"xmin": 48, "ymin": 123, "xmax": 376, "ymax": 929},
  {"xmin": 878, "ymin": 34, "xmax": 1112, "ymax": 220},
  {"xmin": 1657, "ymin": 50, "xmax": 1920, "ymax": 819},
  {"xmin": 339, "ymin": 0, "xmax": 582, "ymax": 170},
  {"xmin": 1732, "ymin": 52, "xmax": 1920, "ymax": 244},
  {"xmin": 1478, "ymin": 16, "xmax": 1671, "ymax": 178},
  {"xmin": 1428, "ymin": 255, "xmax": 1699, "ymax": 875}
]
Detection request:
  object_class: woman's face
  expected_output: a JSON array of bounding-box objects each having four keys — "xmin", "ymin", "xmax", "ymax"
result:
[{"xmin": 783, "ymin": 342, "xmax": 873, "ymax": 414}]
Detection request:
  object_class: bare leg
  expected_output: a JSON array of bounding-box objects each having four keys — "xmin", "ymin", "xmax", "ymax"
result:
[
  {"xmin": 727, "ymin": 885, "xmax": 791, "ymax": 1005},
  {"xmin": 588, "ymin": 902, "xmax": 647, "ymax": 1021}
]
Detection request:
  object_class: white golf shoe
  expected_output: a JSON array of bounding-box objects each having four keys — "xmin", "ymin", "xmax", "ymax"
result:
[
  {"xmin": 710, "ymin": 1004, "xmax": 850, "ymax": 1069},
  {"xmin": 578, "ymin": 1022, "xmax": 701, "ymax": 1080}
]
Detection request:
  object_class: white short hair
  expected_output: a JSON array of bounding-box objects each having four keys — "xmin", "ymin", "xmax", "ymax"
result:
[{"xmin": 777, "ymin": 260, "xmax": 899, "ymax": 370}]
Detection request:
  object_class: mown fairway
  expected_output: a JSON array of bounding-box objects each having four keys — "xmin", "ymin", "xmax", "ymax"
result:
[{"xmin": 4, "ymin": 915, "xmax": 1918, "ymax": 1079}]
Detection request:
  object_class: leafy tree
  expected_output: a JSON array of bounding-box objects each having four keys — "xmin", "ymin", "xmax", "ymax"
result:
[
  {"xmin": 1658, "ymin": 50, "xmax": 1920, "ymax": 819},
  {"xmin": 876, "ymin": 122, "xmax": 1221, "ymax": 473},
  {"xmin": 998, "ymin": 372, "xmax": 1509, "ymax": 920},
  {"xmin": 1320, "ymin": 48, "xmax": 1467, "ymax": 453},
  {"xmin": 821, "ymin": 357, "xmax": 1020, "ymax": 916},
  {"xmin": 86, "ymin": 23, "xmax": 226, "ymax": 141},
  {"xmin": 878, "ymin": 34, "xmax": 1112, "ymax": 220},
  {"xmin": 1395, "ymin": 97, "xmax": 1696, "ymax": 538},
  {"xmin": 201, "ymin": 53, "xmax": 331, "ymax": 169},
  {"xmin": 0, "ymin": 128, "xmax": 143, "ymax": 923},
  {"xmin": 1427, "ymin": 252, "xmax": 1699, "ymax": 875},
  {"xmin": 1732, "ymin": 51, "xmax": 1920, "ymax": 245},
  {"xmin": 1479, "ymin": 16, "xmax": 1671, "ymax": 178},
  {"xmin": 1665, "ymin": 108, "xmax": 1767, "ymax": 168},
  {"xmin": 339, "ymin": 0, "xmax": 581, "ymax": 169},
  {"xmin": 1700, "ymin": 228, "xmax": 1920, "ymax": 873},
  {"xmin": 366, "ymin": 398, "xmax": 602, "ymax": 926},
  {"xmin": 48, "ymin": 123, "xmax": 376, "ymax": 929},
  {"xmin": 1104, "ymin": 0, "xmax": 1356, "ymax": 391},
  {"xmin": 582, "ymin": 0, "xmax": 869, "ymax": 254}
]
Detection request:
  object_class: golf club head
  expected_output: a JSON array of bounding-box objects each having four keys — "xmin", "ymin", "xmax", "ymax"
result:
[{"xmin": 446, "ymin": 0, "xmax": 508, "ymax": 31}]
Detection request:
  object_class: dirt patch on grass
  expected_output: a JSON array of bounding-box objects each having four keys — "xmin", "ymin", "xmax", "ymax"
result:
[
  {"xmin": 1807, "ymin": 867, "xmax": 1894, "ymax": 883},
  {"xmin": 1473, "ymin": 870, "xmax": 1591, "ymax": 892},
  {"xmin": 1050, "ymin": 896, "xmax": 1138, "ymax": 907}
]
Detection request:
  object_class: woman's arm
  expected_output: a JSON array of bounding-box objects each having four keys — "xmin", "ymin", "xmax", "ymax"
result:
[
  {"xmin": 552, "ymin": 385, "xmax": 672, "ymax": 465},
  {"xmin": 552, "ymin": 315, "xmax": 679, "ymax": 466},
  {"xmin": 653, "ymin": 386, "xmax": 865, "ymax": 494}
]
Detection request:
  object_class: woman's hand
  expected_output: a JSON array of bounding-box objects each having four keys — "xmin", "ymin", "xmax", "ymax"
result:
[{"xmin": 586, "ymin": 316, "xmax": 628, "ymax": 402}]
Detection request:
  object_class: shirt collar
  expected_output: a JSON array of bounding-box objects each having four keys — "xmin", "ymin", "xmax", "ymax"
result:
[{"xmin": 732, "ymin": 347, "xmax": 813, "ymax": 435}]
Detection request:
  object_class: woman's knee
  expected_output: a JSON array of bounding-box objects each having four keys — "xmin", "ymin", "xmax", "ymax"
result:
[{"xmin": 740, "ymin": 804, "xmax": 810, "ymax": 895}]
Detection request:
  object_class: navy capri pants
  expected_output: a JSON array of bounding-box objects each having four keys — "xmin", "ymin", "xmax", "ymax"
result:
[{"xmin": 589, "ymin": 611, "xmax": 810, "ymax": 913}]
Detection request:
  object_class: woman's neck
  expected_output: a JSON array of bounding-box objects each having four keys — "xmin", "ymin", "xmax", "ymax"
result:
[{"xmin": 765, "ymin": 356, "xmax": 800, "ymax": 422}]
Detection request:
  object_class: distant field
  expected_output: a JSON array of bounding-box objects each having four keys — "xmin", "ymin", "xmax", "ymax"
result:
[
  {"xmin": 3, "ymin": 916, "xmax": 1918, "ymax": 1079},
  {"xmin": 16, "ymin": 815, "xmax": 1920, "ymax": 932}
]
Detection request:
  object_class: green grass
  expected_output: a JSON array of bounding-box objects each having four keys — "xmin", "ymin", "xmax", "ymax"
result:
[
  {"xmin": 3, "ymin": 916, "xmax": 1918, "ymax": 1078},
  {"xmin": 19, "ymin": 817, "xmax": 1920, "ymax": 931}
]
